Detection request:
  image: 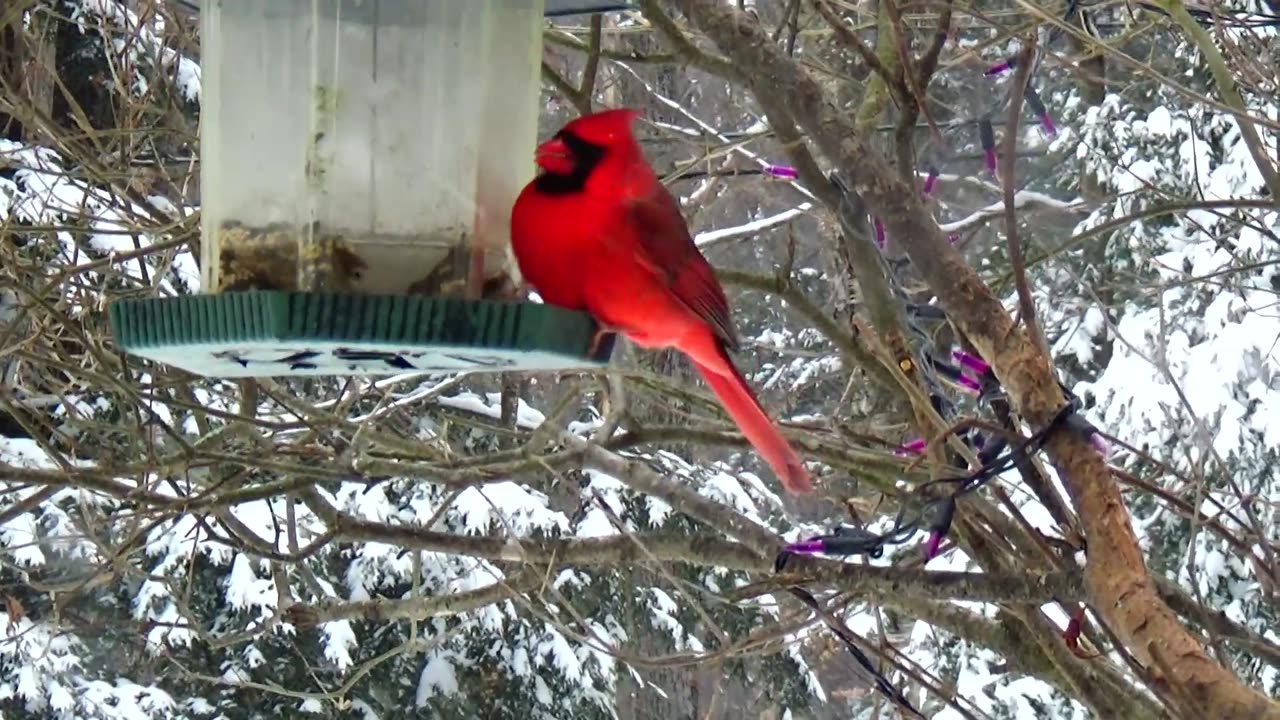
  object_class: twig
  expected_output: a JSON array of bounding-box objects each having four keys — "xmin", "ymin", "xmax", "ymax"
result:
[
  {"xmin": 580, "ymin": 14, "xmax": 604, "ymax": 104},
  {"xmin": 1001, "ymin": 40, "xmax": 1045, "ymax": 352}
]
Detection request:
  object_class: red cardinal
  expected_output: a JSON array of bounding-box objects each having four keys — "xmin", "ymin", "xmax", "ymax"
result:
[{"xmin": 510, "ymin": 108, "xmax": 812, "ymax": 494}]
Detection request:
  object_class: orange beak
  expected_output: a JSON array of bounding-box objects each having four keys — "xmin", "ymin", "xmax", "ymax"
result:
[{"xmin": 534, "ymin": 137, "xmax": 571, "ymax": 169}]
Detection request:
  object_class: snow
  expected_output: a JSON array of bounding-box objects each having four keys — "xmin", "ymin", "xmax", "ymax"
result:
[
  {"xmin": 0, "ymin": 436, "xmax": 58, "ymax": 467},
  {"xmin": 224, "ymin": 553, "xmax": 277, "ymax": 612},
  {"xmin": 144, "ymin": 604, "xmax": 193, "ymax": 652},
  {"xmin": 416, "ymin": 653, "xmax": 460, "ymax": 705},
  {"xmin": 455, "ymin": 483, "xmax": 569, "ymax": 536},
  {"xmin": 647, "ymin": 588, "xmax": 690, "ymax": 648},
  {"xmin": 1053, "ymin": 304, "xmax": 1107, "ymax": 365},
  {"xmin": 322, "ymin": 620, "xmax": 359, "ymax": 669},
  {"xmin": 538, "ymin": 626, "xmax": 585, "ymax": 683},
  {"xmin": 436, "ymin": 391, "xmax": 548, "ymax": 430}
]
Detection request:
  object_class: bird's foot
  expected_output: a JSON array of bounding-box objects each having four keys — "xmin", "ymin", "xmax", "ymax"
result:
[{"xmin": 588, "ymin": 326, "xmax": 619, "ymax": 357}]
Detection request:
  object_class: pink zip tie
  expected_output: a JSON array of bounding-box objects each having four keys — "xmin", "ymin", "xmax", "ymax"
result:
[{"xmin": 895, "ymin": 437, "xmax": 927, "ymax": 456}]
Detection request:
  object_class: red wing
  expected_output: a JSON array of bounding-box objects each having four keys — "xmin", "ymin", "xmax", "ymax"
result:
[{"xmin": 624, "ymin": 183, "xmax": 739, "ymax": 351}]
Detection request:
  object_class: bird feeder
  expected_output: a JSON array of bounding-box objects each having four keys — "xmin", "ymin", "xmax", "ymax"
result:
[{"xmin": 109, "ymin": 0, "xmax": 630, "ymax": 377}]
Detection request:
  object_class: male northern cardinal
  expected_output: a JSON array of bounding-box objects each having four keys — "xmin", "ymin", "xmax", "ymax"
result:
[{"xmin": 510, "ymin": 108, "xmax": 812, "ymax": 494}]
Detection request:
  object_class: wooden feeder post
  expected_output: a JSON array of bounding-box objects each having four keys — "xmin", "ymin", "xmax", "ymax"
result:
[{"xmin": 109, "ymin": 0, "xmax": 627, "ymax": 377}]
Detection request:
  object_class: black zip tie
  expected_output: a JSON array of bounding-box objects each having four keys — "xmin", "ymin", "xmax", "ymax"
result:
[
  {"xmin": 831, "ymin": 524, "xmax": 890, "ymax": 553},
  {"xmin": 1023, "ymin": 85, "xmax": 1059, "ymax": 137},
  {"xmin": 779, "ymin": 526, "xmax": 889, "ymax": 563},
  {"xmin": 1062, "ymin": 411, "xmax": 1112, "ymax": 457},
  {"xmin": 907, "ymin": 303, "xmax": 949, "ymax": 321},
  {"xmin": 977, "ymin": 372, "xmax": 1008, "ymax": 404},
  {"xmin": 970, "ymin": 430, "xmax": 987, "ymax": 451},
  {"xmin": 978, "ymin": 117, "xmax": 997, "ymax": 176},
  {"xmin": 924, "ymin": 498, "xmax": 957, "ymax": 560},
  {"xmin": 978, "ymin": 435, "xmax": 1010, "ymax": 466}
]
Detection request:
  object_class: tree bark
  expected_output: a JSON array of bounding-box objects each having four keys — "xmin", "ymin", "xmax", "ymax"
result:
[{"xmin": 665, "ymin": 2, "xmax": 1280, "ymax": 718}]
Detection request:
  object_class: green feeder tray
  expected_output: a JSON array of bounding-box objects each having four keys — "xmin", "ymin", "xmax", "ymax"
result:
[{"xmin": 108, "ymin": 292, "xmax": 616, "ymax": 377}]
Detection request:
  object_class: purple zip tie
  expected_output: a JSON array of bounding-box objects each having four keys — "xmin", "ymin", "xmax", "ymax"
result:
[
  {"xmin": 764, "ymin": 164, "xmax": 799, "ymax": 180},
  {"xmin": 922, "ymin": 167, "xmax": 939, "ymax": 196},
  {"xmin": 948, "ymin": 233, "xmax": 960, "ymax": 244},
  {"xmin": 873, "ymin": 217, "xmax": 886, "ymax": 249},
  {"xmin": 924, "ymin": 530, "xmax": 945, "ymax": 560},
  {"xmin": 955, "ymin": 375, "xmax": 982, "ymax": 393},
  {"xmin": 952, "ymin": 349, "xmax": 991, "ymax": 376},
  {"xmin": 1038, "ymin": 112, "xmax": 1058, "ymax": 137},
  {"xmin": 984, "ymin": 57, "xmax": 1015, "ymax": 76},
  {"xmin": 783, "ymin": 539, "xmax": 826, "ymax": 554}
]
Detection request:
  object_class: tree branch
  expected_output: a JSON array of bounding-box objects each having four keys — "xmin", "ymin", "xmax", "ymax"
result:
[
  {"xmin": 1000, "ymin": 40, "xmax": 1046, "ymax": 352},
  {"xmin": 284, "ymin": 571, "xmax": 539, "ymax": 625},
  {"xmin": 541, "ymin": 60, "xmax": 592, "ymax": 115},
  {"xmin": 778, "ymin": 555, "xmax": 1081, "ymax": 604}
]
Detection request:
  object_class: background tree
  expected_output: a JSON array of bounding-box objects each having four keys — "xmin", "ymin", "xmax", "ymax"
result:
[{"xmin": 1, "ymin": 1, "xmax": 1277, "ymax": 718}]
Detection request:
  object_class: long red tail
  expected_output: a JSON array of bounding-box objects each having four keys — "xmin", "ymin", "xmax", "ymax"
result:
[{"xmin": 692, "ymin": 345, "xmax": 813, "ymax": 495}]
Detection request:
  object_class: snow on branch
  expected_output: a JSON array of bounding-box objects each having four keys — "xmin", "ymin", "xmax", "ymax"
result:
[
  {"xmin": 695, "ymin": 203, "xmax": 813, "ymax": 248},
  {"xmin": 938, "ymin": 190, "xmax": 1088, "ymax": 234}
]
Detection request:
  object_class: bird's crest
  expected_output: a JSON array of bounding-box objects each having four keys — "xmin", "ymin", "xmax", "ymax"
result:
[{"xmin": 559, "ymin": 108, "xmax": 641, "ymax": 147}]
